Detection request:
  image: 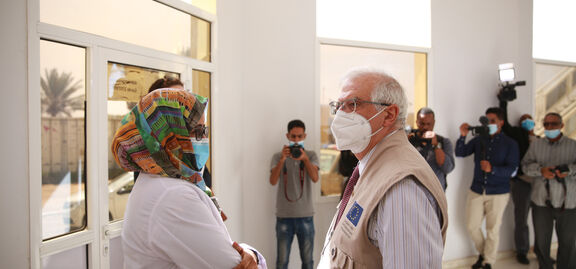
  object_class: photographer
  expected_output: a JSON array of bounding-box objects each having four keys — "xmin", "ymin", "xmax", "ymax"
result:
[
  {"xmin": 269, "ymin": 119, "xmax": 318, "ymax": 269},
  {"xmin": 455, "ymin": 107, "xmax": 519, "ymax": 269},
  {"xmin": 408, "ymin": 107, "xmax": 455, "ymax": 191},
  {"xmin": 498, "ymin": 95, "xmax": 537, "ymax": 265},
  {"xmin": 521, "ymin": 112, "xmax": 576, "ymax": 269}
]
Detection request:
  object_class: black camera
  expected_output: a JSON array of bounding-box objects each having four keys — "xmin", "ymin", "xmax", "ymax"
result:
[
  {"xmin": 468, "ymin": 116, "xmax": 490, "ymax": 137},
  {"xmin": 497, "ymin": 63, "xmax": 526, "ymax": 102},
  {"xmin": 498, "ymin": 81, "xmax": 526, "ymax": 102},
  {"xmin": 289, "ymin": 144, "xmax": 303, "ymax": 158},
  {"xmin": 555, "ymin": 164, "xmax": 569, "ymax": 174},
  {"xmin": 548, "ymin": 164, "xmax": 569, "ymax": 183},
  {"xmin": 407, "ymin": 128, "xmax": 432, "ymax": 145}
]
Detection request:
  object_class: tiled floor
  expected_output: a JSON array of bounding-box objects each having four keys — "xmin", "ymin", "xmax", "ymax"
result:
[{"xmin": 449, "ymin": 252, "xmax": 553, "ymax": 269}]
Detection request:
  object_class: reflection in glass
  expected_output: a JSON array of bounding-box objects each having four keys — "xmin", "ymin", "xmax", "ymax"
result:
[
  {"xmin": 107, "ymin": 62, "xmax": 180, "ymax": 222},
  {"xmin": 40, "ymin": 40, "xmax": 87, "ymax": 240},
  {"xmin": 42, "ymin": 244, "xmax": 87, "ymax": 269},
  {"xmin": 178, "ymin": 0, "xmax": 217, "ymax": 14},
  {"xmin": 192, "ymin": 70, "xmax": 212, "ymax": 171},
  {"xmin": 41, "ymin": 0, "xmax": 211, "ymax": 61},
  {"xmin": 319, "ymin": 44, "xmax": 427, "ymax": 196}
]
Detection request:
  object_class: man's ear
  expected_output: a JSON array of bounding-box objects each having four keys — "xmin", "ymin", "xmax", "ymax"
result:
[
  {"xmin": 382, "ymin": 105, "xmax": 399, "ymax": 126},
  {"xmin": 286, "ymin": 133, "xmax": 290, "ymax": 140}
]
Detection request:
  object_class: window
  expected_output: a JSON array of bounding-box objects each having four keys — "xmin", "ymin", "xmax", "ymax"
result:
[
  {"xmin": 42, "ymin": 245, "xmax": 87, "ymax": 269},
  {"xmin": 533, "ymin": 0, "xmax": 576, "ymax": 62},
  {"xmin": 34, "ymin": 0, "xmax": 216, "ymax": 267},
  {"xmin": 177, "ymin": 0, "xmax": 217, "ymax": 14},
  {"xmin": 317, "ymin": 0, "xmax": 430, "ymax": 197},
  {"xmin": 317, "ymin": 0, "xmax": 431, "ymax": 47},
  {"xmin": 533, "ymin": 62, "xmax": 576, "ymax": 139},
  {"xmin": 107, "ymin": 62, "xmax": 181, "ymax": 222},
  {"xmin": 40, "ymin": 40, "xmax": 87, "ymax": 239},
  {"xmin": 319, "ymin": 43, "xmax": 427, "ymax": 196},
  {"xmin": 192, "ymin": 69, "xmax": 212, "ymax": 171},
  {"xmin": 41, "ymin": 0, "xmax": 211, "ymax": 61}
]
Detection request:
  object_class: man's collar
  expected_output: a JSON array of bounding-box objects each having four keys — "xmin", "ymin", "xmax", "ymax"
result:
[{"xmin": 358, "ymin": 128, "xmax": 401, "ymax": 175}]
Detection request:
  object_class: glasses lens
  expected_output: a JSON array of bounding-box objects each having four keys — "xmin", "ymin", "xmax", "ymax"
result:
[
  {"xmin": 193, "ymin": 125, "xmax": 207, "ymax": 141},
  {"xmin": 329, "ymin": 101, "xmax": 340, "ymax": 115},
  {"xmin": 544, "ymin": 122, "xmax": 560, "ymax": 127},
  {"xmin": 344, "ymin": 98, "xmax": 357, "ymax": 112}
]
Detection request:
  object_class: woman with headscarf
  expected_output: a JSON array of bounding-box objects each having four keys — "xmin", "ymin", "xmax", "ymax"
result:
[{"xmin": 112, "ymin": 88, "xmax": 265, "ymax": 268}]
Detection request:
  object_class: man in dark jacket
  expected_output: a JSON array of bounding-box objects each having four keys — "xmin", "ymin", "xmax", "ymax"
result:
[
  {"xmin": 499, "ymin": 98, "xmax": 537, "ymax": 264},
  {"xmin": 456, "ymin": 107, "xmax": 519, "ymax": 269}
]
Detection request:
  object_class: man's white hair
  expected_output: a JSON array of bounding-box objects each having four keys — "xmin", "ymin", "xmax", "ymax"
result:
[{"xmin": 342, "ymin": 67, "xmax": 408, "ymax": 126}]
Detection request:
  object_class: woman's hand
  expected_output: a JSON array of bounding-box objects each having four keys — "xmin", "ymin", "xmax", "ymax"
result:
[{"xmin": 232, "ymin": 242, "xmax": 258, "ymax": 269}]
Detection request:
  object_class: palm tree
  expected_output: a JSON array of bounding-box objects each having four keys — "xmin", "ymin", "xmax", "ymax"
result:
[{"xmin": 41, "ymin": 68, "xmax": 84, "ymax": 117}]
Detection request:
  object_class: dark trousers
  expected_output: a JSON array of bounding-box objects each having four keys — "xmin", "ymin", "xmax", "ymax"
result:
[
  {"xmin": 532, "ymin": 205, "xmax": 576, "ymax": 269},
  {"xmin": 511, "ymin": 178, "xmax": 532, "ymax": 255}
]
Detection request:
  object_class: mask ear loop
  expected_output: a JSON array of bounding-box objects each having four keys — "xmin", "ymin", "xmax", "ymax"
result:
[{"xmin": 363, "ymin": 106, "xmax": 388, "ymax": 138}]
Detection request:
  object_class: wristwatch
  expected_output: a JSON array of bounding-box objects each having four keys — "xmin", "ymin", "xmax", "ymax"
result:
[{"xmin": 433, "ymin": 143, "xmax": 442, "ymax": 150}]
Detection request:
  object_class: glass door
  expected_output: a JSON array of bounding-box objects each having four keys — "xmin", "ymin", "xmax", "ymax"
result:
[{"xmin": 98, "ymin": 48, "xmax": 189, "ymax": 269}]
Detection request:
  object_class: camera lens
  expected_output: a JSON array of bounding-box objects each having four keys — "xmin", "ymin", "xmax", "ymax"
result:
[{"xmin": 290, "ymin": 145, "xmax": 302, "ymax": 158}]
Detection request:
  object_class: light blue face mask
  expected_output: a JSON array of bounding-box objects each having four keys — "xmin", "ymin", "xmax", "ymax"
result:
[
  {"xmin": 544, "ymin": 129, "xmax": 561, "ymax": 140},
  {"xmin": 521, "ymin": 119, "xmax": 535, "ymax": 131},
  {"xmin": 289, "ymin": 140, "xmax": 305, "ymax": 147},
  {"xmin": 488, "ymin": 124, "xmax": 498, "ymax": 135},
  {"xmin": 192, "ymin": 138, "xmax": 210, "ymax": 170}
]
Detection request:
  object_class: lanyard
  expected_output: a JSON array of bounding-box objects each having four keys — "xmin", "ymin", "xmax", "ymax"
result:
[
  {"xmin": 545, "ymin": 176, "xmax": 567, "ymax": 211},
  {"xmin": 283, "ymin": 162, "xmax": 305, "ymax": 202}
]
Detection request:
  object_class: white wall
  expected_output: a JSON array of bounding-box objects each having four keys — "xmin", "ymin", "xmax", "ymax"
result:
[
  {"xmin": 0, "ymin": 0, "xmax": 30, "ymax": 268},
  {"xmin": 216, "ymin": 0, "xmax": 319, "ymax": 266},
  {"xmin": 431, "ymin": 0, "xmax": 533, "ymax": 261}
]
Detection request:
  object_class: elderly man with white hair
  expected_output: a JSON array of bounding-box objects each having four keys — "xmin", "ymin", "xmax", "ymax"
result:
[{"xmin": 318, "ymin": 67, "xmax": 448, "ymax": 269}]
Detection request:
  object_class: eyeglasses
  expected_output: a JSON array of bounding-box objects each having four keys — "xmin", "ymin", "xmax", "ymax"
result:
[
  {"xmin": 543, "ymin": 122, "xmax": 561, "ymax": 128},
  {"xmin": 192, "ymin": 125, "xmax": 209, "ymax": 141},
  {"xmin": 328, "ymin": 97, "xmax": 390, "ymax": 115}
]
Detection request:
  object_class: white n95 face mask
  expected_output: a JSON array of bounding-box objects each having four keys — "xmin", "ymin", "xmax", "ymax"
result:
[{"xmin": 330, "ymin": 109, "xmax": 384, "ymax": 153}]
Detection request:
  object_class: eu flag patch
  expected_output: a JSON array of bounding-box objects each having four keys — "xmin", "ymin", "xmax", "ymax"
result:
[{"xmin": 346, "ymin": 201, "xmax": 363, "ymax": 227}]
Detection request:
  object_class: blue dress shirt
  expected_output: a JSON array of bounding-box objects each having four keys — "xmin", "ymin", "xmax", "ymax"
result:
[{"xmin": 455, "ymin": 133, "xmax": 519, "ymax": 194}]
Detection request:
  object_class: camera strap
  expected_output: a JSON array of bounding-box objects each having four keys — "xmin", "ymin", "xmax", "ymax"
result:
[
  {"xmin": 545, "ymin": 176, "xmax": 566, "ymax": 211},
  {"xmin": 283, "ymin": 162, "xmax": 305, "ymax": 202}
]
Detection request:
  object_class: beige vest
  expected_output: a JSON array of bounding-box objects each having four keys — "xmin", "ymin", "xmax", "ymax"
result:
[{"xmin": 325, "ymin": 130, "xmax": 448, "ymax": 268}]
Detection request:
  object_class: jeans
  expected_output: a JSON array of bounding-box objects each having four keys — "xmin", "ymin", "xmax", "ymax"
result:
[{"xmin": 276, "ymin": 217, "xmax": 314, "ymax": 269}]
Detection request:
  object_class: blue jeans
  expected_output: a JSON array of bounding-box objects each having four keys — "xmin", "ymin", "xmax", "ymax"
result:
[{"xmin": 276, "ymin": 217, "xmax": 314, "ymax": 269}]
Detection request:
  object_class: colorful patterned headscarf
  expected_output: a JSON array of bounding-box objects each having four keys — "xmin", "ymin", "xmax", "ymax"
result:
[{"xmin": 111, "ymin": 88, "xmax": 208, "ymax": 183}]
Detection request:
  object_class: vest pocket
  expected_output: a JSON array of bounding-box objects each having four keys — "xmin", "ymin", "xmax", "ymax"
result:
[{"xmin": 330, "ymin": 246, "xmax": 357, "ymax": 269}]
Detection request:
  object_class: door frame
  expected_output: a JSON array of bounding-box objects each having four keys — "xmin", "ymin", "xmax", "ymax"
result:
[{"xmin": 28, "ymin": 3, "xmax": 216, "ymax": 267}]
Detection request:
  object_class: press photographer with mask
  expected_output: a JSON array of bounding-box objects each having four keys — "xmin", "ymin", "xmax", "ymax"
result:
[
  {"xmin": 269, "ymin": 120, "xmax": 319, "ymax": 269},
  {"xmin": 408, "ymin": 107, "xmax": 455, "ymax": 191},
  {"xmin": 456, "ymin": 107, "xmax": 519, "ymax": 269},
  {"xmin": 522, "ymin": 112, "xmax": 576, "ymax": 269},
  {"xmin": 498, "ymin": 94, "xmax": 537, "ymax": 265}
]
